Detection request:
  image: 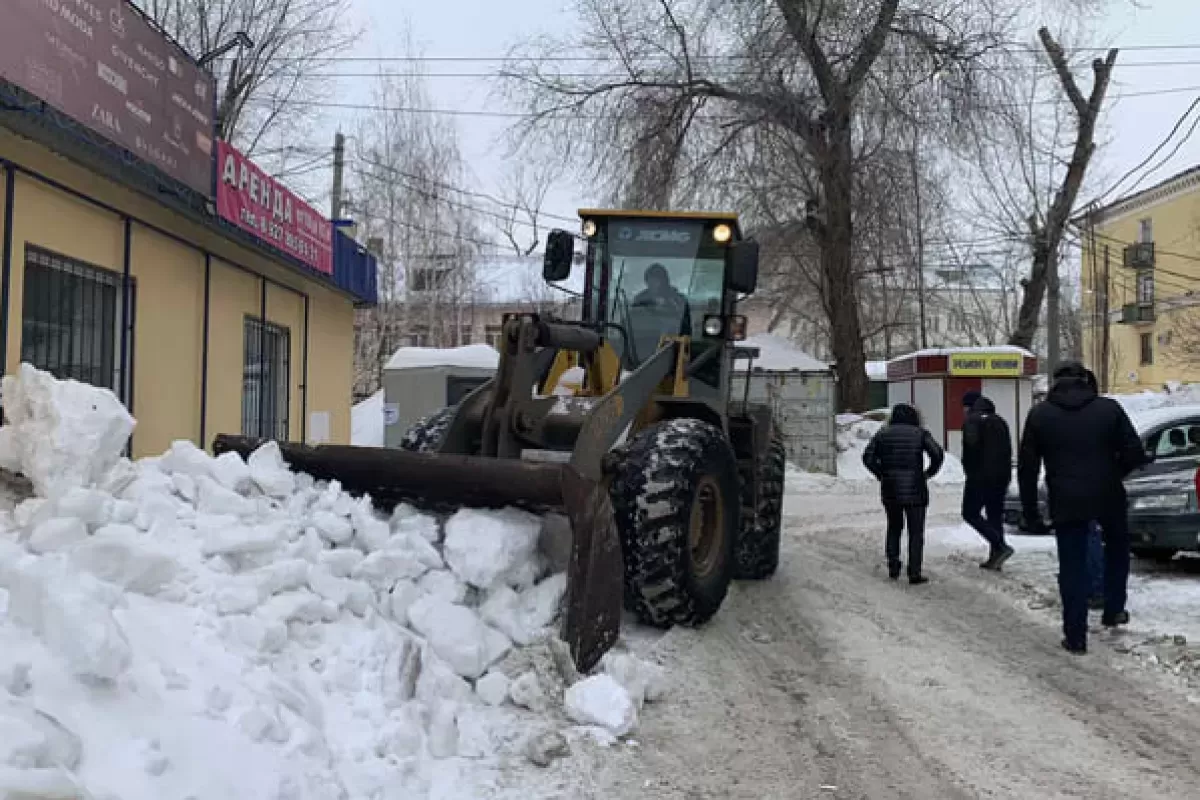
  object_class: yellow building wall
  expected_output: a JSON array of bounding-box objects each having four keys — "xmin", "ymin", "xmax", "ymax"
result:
[
  {"xmin": 306, "ymin": 285, "xmax": 355, "ymax": 445},
  {"xmin": 1081, "ymin": 186, "xmax": 1200, "ymax": 392},
  {"xmin": 129, "ymin": 227, "xmax": 205, "ymax": 457},
  {"xmin": 6, "ymin": 174, "xmax": 124, "ymax": 373},
  {"xmin": 265, "ymin": 285, "xmax": 305, "ymax": 441},
  {"xmin": 204, "ymin": 260, "xmax": 262, "ymax": 448},
  {"xmin": 1, "ymin": 129, "xmax": 357, "ymax": 450}
]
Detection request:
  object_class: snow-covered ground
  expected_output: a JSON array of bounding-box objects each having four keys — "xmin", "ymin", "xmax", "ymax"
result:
[
  {"xmin": 351, "ymin": 391, "xmax": 385, "ymax": 447},
  {"xmin": 0, "ymin": 364, "xmax": 664, "ymax": 800}
]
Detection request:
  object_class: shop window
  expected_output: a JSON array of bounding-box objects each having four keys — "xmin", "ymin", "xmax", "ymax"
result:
[
  {"xmin": 242, "ymin": 317, "xmax": 290, "ymax": 440},
  {"xmin": 21, "ymin": 246, "xmax": 133, "ymax": 396}
]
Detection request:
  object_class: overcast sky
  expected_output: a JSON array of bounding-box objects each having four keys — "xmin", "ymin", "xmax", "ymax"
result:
[{"xmin": 295, "ymin": 0, "xmax": 1200, "ymax": 241}]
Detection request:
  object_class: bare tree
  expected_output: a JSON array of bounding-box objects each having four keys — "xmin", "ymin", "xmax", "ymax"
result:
[
  {"xmin": 346, "ymin": 60, "xmax": 486, "ymax": 396},
  {"xmin": 136, "ymin": 0, "xmax": 354, "ymax": 158},
  {"xmin": 504, "ymin": 0, "xmax": 1037, "ymax": 409},
  {"xmin": 995, "ymin": 28, "xmax": 1118, "ymax": 369},
  {"xmin": 496, "ymin": 163, "xmax": 556, "ymax": 257}
]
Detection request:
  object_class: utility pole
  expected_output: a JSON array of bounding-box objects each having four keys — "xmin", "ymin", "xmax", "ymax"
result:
[
  {"xmin": 910, "ymin": 137, "xmax": 928, "ymax": 348},
  {"xmin": 1046, "ymin": 232, "xmax": 1061, "ymax": 377},
  {"xmin": 330, "ymin": 132, "xmax": 346, "ymax": 220}
]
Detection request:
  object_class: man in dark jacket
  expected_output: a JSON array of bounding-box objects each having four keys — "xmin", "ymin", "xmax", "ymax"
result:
[
  {"xmin": 1018, "ymin": 361, "xmax": 1149, "ymax": 654},
  {"xmin": 960, "ymin": 392, "xmax": 1016, "ymax": 571},
  {"xmin": 863, "ymin": 403, "xmax": 946, "ymax": 584}
]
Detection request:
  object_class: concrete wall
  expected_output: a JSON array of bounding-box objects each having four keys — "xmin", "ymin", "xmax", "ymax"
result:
[{"xmin": 0, "ymin": 128, "xmax": 358, "ymax": 456}]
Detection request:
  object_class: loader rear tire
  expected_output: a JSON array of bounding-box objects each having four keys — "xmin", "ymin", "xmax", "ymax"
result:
[
  {"xmin": 399, "ymin": 406, "xmax": 456, "ymax": 453},
  {"xmin": 610, "ymin": 418, "xmax": 739, "ymax": 628},
  {"xmin": 734, "ymin": 430, "xmax": 786, "ymax": 580}
]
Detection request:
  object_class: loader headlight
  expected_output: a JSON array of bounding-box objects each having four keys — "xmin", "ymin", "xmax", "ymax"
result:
[
  {"xmin": 582, "ymin": 220, "xmax": 597, "ymax": 238},
  {"xmin": 713, "ymin": 223, "xmax": 732, "ymax": 243},
  {"xmin": 703, "ymin": 316, "xmax": 724, "ymax": 337}
]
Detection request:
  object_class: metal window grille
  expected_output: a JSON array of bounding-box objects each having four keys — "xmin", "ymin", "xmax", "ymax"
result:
[
  {"xmin": 242, "ymin": 317, "xmax": 290, "ymax": 440},
  {"xmin": 21, "ymin": 246, "xmax": 133, "ymax": 396}
]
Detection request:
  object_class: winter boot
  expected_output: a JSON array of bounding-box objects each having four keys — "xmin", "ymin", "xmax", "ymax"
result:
[{"xmin": 1102, "ymin": 610, "xmax": 1130, "ymax": 628}]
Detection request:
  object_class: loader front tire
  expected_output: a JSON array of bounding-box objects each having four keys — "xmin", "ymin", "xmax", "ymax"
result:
[
  {"xmin": 399, "ymin": 406, "xmax": 456, "ymax": 453},
  {"xmin": 610, "ymin": 418, "xmax": 739, "ymax": 628},
  {"xmin": 734, "ymin": 430, "xmax": 786, "ymax": 580}
]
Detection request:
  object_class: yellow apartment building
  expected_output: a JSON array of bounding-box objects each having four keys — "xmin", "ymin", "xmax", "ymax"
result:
[{"xmin": 1079, "ymin": 165, "xmax": 1200, "ymax": 391}]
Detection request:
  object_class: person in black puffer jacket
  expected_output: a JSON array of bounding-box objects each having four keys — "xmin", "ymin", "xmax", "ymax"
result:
[
  {"xmin": 862, "ymin": 403, "xmax": 945, "ymax": 584},
  {"xmin": 1018, "ymin": 361, "xmax": 1149, "ymax": 655},
  {"xmin": 961, "ymin": 394, "xmax": 1015, "ymax": 571}
]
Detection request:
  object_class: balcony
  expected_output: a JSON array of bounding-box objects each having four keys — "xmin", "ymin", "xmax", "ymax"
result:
[
  {"xmin": 1123, "ymin": 242, "xmax": 1155, "ymax": 269},
  {"xmin": 1120, "ymin": 303, "xmax": 1155, "ymax": 324}
]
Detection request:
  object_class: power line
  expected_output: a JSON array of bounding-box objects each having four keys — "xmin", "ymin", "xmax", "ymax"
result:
[
  {"xmin": 255, "ymin": 83, "xmax": 1200, "ymax": 121},
  {"xmin": 252, "ymin": 59, "xmax": 1200, "ymax": 82},
  {"xmin": 1091, "ymin": 95, "xmax": 1200, "ymax": 206},
  {"xmin": 217, "ymin": 43, "xmax": 1200, "ymax": 64}
]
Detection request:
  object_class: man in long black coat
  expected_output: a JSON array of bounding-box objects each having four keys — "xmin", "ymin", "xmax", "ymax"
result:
[
  {"xmin": 961, "ymin": 392, "xmax": 1016, "ymax": 571},
  {"xmin": 1018, "ymin": 361, "xmax": 1149, "ymax": 655},
  {"xmin": 863, "ymin": 403, "xmax": 945, "ymax": 584}
]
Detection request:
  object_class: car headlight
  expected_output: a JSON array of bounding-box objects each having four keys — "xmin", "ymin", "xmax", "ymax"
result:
[{"xmin": 1131, "ymin": 493, "xmax": 1192, "ymax": 512}]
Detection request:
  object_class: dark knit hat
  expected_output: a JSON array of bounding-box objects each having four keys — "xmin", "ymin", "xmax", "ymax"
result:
[{"xmin": 962, "ymin": 390, "xmax": 981, "ymax": 408}]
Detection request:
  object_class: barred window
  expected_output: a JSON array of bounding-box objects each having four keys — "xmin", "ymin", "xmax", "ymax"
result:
[
  {"xmin": 21, "ymin": 246, "xmax": 133, "ymax": 396},
  {"xmin": 242, "ymin": 317, "xmax": 290, "ymax": 440}
]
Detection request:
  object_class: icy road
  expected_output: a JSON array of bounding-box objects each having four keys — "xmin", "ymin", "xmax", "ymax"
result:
[{"xmin": 553, "ymin": 477, "xmax": 1200, "ymax": 799}]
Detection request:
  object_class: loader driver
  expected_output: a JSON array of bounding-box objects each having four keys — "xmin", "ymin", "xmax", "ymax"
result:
[{"xmin": 632, "ymin": 263, "xmax": 692, "ymax": 336}]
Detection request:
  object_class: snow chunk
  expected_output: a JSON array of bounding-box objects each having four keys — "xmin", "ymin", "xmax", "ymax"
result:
[
  {"xmin": 475, "ymin": 672, "xmax": 510, "ymax": 706},
  {"xmin": 26, "ymin": 518, "xmax": 88, "ymax": 554},
  {"xmin": 443, "ymin": 508, "xmax": 542, "ymax": 590},
  {"xmin": 0, "ymin": 363, "xmax": 135, "ymax": 500},
  {"xmin": 200, "ymin": 520, "xmax": 282, "ymax": 557},
  {"xmin": 352, "ymin": 550, "xmax": 427, "ymax": 587},
  {"xmin": 2, "ymin": 558, "xmax": 131, "ymax": 683},
  {"xmin": 407, "ymin": 596, "xmax": 512, "ymax": 679},
  {"xmin": 212, "ymin": 451, "xmax": 253, "ymax": 492},
  {"xmin": 311, "ymin": 510, "xmax": 353, "ymax": 546},
  {"xmin": 418, "ymin": 569, "xmax": 467, "ymax": 604},
  {"xmin": 247, "ymin": 442, "xmax": 296, "ymax": 497},
  {"xmin": 388, "ymin": 579, "xmax": 423, "ymax": 626},
  {"xmin": 480, "ymin": 573, "xmax": 566, "ymax": 645},
  {"xmin": 158, "ymin": 439, "xmax": 214, "ymax": 479},
  {"xmin": 564, "ymin": 674, "xmax": 637, "ymax": 736},
  {"xmin": 601, "ymin": 651, "xmax": 668, "ymax": 708},
  {"xmin": 69, "ymin": 524, "xmax": 178, "ymax": 595}
]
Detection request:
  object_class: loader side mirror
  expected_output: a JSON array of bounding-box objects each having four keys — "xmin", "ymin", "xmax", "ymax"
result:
[
  {"xmin": 728, "ymin": 240, "xmax": 759, "ymax": 294},
  {"xmin": 543, "ymin": 230, "xmax": 574, "ymax": 282}
]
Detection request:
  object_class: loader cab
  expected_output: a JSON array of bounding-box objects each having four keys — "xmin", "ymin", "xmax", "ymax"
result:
[{"xmin": 543, "ymin": 211, "xmax": 759, "ymax": 389}]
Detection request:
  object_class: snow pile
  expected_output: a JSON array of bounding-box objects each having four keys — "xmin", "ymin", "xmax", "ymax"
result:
[
  {"xmin": 1111, "ymin": 383, "xmax": 1200, "ymax": 417},
  {"xmin": 351, "ymin": 390, "xmax": 385, "ymax": 447},
  {"xmin": 0, "ymin": 364, "xmax": 666, "ymax": 799},
  {"xmin": 385, "ymin": 345, "xmax": 499, "ymax": 371},
  {"xmin": 834, "ymin": 414, "xmax": 965, "ymax": 484},
  {"xmin": 735, "ymin": 335, "xmax": 829, "ymax": 373}
]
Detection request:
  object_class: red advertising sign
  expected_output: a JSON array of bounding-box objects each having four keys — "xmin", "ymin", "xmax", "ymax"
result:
[
  {"xmin": 216, "ymin": 141, "xmax": 333, "ymax": 275},
  {"xmin": 0, "ymin": 0, "xmax": 217, "ymax": 195}
]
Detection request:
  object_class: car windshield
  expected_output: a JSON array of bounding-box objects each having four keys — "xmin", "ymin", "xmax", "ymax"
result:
[{"xmin": 596, "ymin": 219, "xmax": 726, "ymax": 369}]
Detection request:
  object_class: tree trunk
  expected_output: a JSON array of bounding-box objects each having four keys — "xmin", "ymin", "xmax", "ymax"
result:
[{"xmin": 821, "ymin": 124, "xmax": 869, "ymax": 411}]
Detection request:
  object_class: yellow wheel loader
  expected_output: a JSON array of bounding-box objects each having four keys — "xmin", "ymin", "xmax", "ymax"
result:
[{"xmin": 214, "ymin": 210, "xmax": 786, "ymax": 672}]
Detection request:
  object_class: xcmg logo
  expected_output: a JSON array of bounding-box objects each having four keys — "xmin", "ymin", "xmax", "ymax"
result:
[{"xmin": 617, "ymin": 227, "xmax": 693, "ymax": 243}]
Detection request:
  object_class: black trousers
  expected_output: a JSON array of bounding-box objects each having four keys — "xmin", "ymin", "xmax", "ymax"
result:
[
  {"xmin": 884, "ymin": 504, "xmax": 926, "ymax": 577},
  {"xmin": 962, "ymin": 480, "xmax": 1008, "ymax": 553},
  {"xmin": 1056, "ymin": 513, "xmax": 1131, "ymax": 647}
]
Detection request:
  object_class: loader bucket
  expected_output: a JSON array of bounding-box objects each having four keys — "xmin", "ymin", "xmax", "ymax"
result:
[{"xmin": 211, "ymin": 435, "xmax": 624, "ymax": 672}]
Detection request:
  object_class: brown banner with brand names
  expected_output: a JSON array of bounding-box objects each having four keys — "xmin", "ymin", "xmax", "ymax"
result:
[{"xmin": 1, "ymin": 0, "xmax": 217, "ymax": 196}]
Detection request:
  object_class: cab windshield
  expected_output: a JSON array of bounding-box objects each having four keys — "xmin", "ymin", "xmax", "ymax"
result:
[{"xmin": 587, "ymin": 218, "xmax": 727, "ymax": 369}]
